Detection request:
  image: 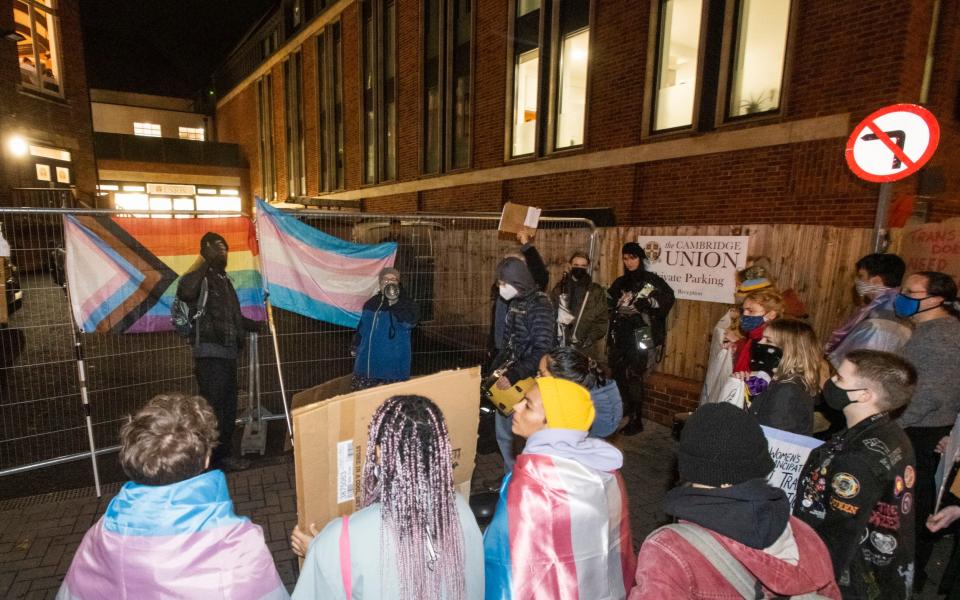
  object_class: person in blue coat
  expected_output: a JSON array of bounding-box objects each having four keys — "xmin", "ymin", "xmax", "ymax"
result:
[{"xmin": 351, "ymin": 268, "xmax": 419, "ymax": 390}]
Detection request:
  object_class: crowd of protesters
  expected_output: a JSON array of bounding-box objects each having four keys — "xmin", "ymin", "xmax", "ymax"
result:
[{"xmin": 59, "ymin": 230, "xmax": 960, "ymax": 599}]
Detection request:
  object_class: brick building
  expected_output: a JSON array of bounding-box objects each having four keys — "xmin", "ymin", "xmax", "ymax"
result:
[
  {"xmin": 215, "ymin": 0, "xmax": 960, "ymax": 225},
  {"xmin": 0, "ymin": 0, "xmax": 96, "ymax": 207}
]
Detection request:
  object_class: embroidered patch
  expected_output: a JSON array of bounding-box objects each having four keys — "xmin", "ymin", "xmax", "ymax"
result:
[
  {"xmin": 832, "ymin": 472, "xmax": 861, "ymax": 499},
  {"xmin": 901, "ymin": 492, "xmax": 913, "ymax": 515},
  {"xmin": 870, "ymin": 531, "xmax": 898, "ymax": 554},
  {"xmin": 863, "ymin": 438, "xmax": 891, "ymax": 455},
  {"xmin": 904, "ymin": 465, "xmax": 915, "ymax": 489},
  {"xmin": 894, "ymin": 476, "xmax": 905, "ymax": 497},
  {"xmin": 862, "ymin": 548, "xmax": 894, "ymax": 567},
  {"xmin": 831, "ymin": 497, "xmax": 859, "ymax": 515},
  {"xmin": 869, "ymin": 502, "xmax": 900, "ymax": 530}
]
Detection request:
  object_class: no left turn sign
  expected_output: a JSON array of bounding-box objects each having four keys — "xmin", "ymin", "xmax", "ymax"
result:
[{"xmin": 845, "ymin": 104, "xmax": 939, "ymax": 183}]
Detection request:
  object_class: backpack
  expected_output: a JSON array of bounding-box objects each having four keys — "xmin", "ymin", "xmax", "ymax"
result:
[
  {"xmin": 654, "ymin": 523, "xmax": 833, "ymax": 600},
  {"xmin": 171, "ymin": 276, "xmax": 208, "ymax": 343}
]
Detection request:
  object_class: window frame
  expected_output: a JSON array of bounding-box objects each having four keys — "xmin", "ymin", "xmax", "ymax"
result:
[
  {"xmin": 504, "ymin": 0, "xmax": 595, "ymax": 162},
  {"xmin": 420, "ymin": 0, "xmax": 476, "ymax": 175},
  {"xmin": 14, "ymin": 0, "xmax": 65, "ymax": 98},
  {"xmin": 256, "ymin": 74, "xmax": 277, "ymax": 202},
  {"xmin": 316, "ymin": 21, "xmax": 345, "ymax": 192},
  {"xmin": 359, "ymin": 0, "xmax": 398, "ymax": 185},
  {"xmin": 283, "ymin": 50, "xmax": 306, "ymax": 198},
  {"xmin": 133, "ymin": 122, "xmax": 162, "ymax": 137},
  {"xmin": 642, "ymin": 0, "xmax": 796, "ymax": 140},
  {"xmin": 178, "ymin": 126, "xmax": 205, "ymax": 141}
]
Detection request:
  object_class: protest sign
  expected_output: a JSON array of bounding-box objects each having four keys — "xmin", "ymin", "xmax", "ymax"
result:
[
  {"xmin": 761, "ymin": 426, "xmax": 824, "ymax": 504},
  {"xmin": 934, "ymin": 411, "xmax": 960, "ymax": 513},
  {"xmin": 898, "ymin": 218, "xmax": 960, "ymax": 280},
  {"xmin": 636, "ymin": 235, "xmax": 749, "ymax": 303}
]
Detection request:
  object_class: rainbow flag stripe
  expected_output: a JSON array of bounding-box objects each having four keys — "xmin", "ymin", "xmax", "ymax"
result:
[{"xmin": 64, "ymin": 215, "xmax": 266, "ymax": 334}]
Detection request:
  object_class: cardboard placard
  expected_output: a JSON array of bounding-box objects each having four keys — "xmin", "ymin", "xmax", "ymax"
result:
[
  {"xmin": 292, "ymin": 367, "xmax": 481, "ymax": 532},
  {"xmin": 498, "ymin": 202, "xmax": 542, "ymax": 238},
  {"xmin": 899, "ymin": 218, "xmax": 960, "ymax": 280},
  {"xmin": 761, "ymin": 426, "xmax": 824, "ymax": 505}
]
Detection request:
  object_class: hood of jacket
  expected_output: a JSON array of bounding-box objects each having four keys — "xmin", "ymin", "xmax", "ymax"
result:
[
  {"xmin": 664, "ymin": 477, "xmax": 790, "ymax": 550},
  {"xmin": 496, "ymin": 257, "xmax": 539, "ymax": 297},
  {"xmin": 522, "ymin": 428, "xmax": 623, "ymax": 471}
]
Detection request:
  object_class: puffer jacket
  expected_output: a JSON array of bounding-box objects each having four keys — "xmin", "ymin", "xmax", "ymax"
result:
[{"xmin": 496, "ymin": 291, "xmax": 556, "ymax": 384}]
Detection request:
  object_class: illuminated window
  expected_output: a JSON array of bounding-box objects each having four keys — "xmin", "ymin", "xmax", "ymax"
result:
[
  {"xmin": 149, "ymin": 196, "xmax": 173, "ymax": 218},
  {"xmin": 652, "ymin": 0, "xmax": 702, "ymax": 131},
  {"xmin": 114, "ymin": 193, "xmax": 149, "ymax": 217},
  {"xmin": 29, "ymin": 144, "xmax": 70, "ymax": 161},
  {"xmin": 133, "ymin": 122, "xmax": 161, "ymax": 137},
  {"xmin": 728, "ymin": 0, "xmax": 790, "ymax": 118},
  {"xmin": 196, "ymin": 195, "xmax": 242, "ymax": 213},
  {"xmin": 173, "ymin": 197, "xmax": 195, "ymax": 218},
  {"xmin": 178, "ymin": 127, "xmax": 205, "ymax": 141},
  {"xmin": 14, "ymin": 0, "xmax": 62, "ymax": 95},
  {"xmin": 512, "ymin": 49, "xmax": 539, "ymax": 156}
]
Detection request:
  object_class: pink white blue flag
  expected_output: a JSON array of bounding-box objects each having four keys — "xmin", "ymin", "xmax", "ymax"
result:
[{"xmin": 255, "ymin": 199, "xmax": 396, "ymax": 327}]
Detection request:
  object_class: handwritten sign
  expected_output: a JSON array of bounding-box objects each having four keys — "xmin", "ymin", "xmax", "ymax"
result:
[
  {"xmin": 899, "ymin": 218, "xmax": 960, "ymax": 281},
  {"xmin": 762, "ymin": 426, "xmax": 824, "ymax": 504}
]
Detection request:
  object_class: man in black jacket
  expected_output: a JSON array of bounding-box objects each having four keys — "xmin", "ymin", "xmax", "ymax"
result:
[
  {"xmin": 793, "ymin": 349, "xmax": 918, "ymax": 599},
  {"xmin": 176, "ymin": 232, "xmax": 260, "ymax": 470},
  {"xmin": 491, "ymin": 256, "xmax": 555, "ymax": 473}
]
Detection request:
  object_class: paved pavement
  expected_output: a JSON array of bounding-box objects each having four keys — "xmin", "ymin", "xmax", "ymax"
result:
[{"xmin": 0, "ymin": 420, "xmax": 950, "ymax": 598}]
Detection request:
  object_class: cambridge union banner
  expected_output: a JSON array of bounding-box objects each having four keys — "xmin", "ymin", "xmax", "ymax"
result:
[{"xmin": 635, "ymin": 235, "xmax": 749, "ymax": 304}]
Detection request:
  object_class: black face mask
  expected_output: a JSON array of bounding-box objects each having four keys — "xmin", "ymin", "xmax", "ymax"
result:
[
  {"xmin": 570, "ymin": 267, "xmax": 589, "ymax": 281},
  {"xmin": 822, "ymin": 379, "xmax": 866, "ymax": 411},
  {"xmin": 749, "ymin": 342, "xmax": 783, "ymax": 374}
]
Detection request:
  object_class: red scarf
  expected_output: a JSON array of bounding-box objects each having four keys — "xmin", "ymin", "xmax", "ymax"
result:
[{"xmin": 733, "ymin": 322, "xmax": 767, "ymax": 373}]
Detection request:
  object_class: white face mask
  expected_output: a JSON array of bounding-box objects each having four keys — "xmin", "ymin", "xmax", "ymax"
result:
[{"xmin": 499, "ymin": 283, "xmax": 519, "ymax": 300}]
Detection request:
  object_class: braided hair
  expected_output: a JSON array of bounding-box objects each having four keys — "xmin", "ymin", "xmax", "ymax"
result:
[{"xmin": 361, "ymin": 395, "xmax": 465, "ymax": 600}]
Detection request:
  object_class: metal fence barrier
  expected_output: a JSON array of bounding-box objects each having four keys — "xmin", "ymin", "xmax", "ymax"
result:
[{"xmin": 0, "ymin": 205, "xmax": 595, "ymax": 493}]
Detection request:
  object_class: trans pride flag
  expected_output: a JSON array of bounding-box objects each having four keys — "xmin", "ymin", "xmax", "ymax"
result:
[
  {"xmin": 484, "ymin": 453, "xmax": 636, "ymax": 599},
  {"xmin": 255, "ymin": 199, "xmax": 396, "ymax": 328},
  {"xmin": 64, "ymin": 215, "xmax": 266, "ymax": 333},
  {"xmin": 57, "ymin": 470, "xmax": 288, "ymax": 599}
]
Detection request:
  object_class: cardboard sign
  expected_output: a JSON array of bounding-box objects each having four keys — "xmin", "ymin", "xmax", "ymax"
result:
[
  {"xmin": 898, "ymin": 218, "xmax": 960, "ymax": 280},
  {"xmin": 761, "ymin": 426, "xmax": 824, "ymax": 505},
  {"xmin": 292, "ymin": 368, "xmax": 481, "ymax": 532},
  {"xmin": 635, "ymin": 235, "xmax": 749, "ymax": 303},
  {"xmin": 498, "ymin": 202, "xmax": 542, "ymax": 237},
  {"xmin": 935, "ymin": 411, "xmax": 960, "ymax": 513}
]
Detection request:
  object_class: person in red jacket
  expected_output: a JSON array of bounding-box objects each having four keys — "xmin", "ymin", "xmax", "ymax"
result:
[{"xmin": 630, "ymin": 402, "xmax": 840, "ymax": 599}]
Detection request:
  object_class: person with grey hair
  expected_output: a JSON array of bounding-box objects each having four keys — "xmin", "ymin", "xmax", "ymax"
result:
[{"xmin": 351, "ymin": 267, "xmax": 419, "ymax": 390}]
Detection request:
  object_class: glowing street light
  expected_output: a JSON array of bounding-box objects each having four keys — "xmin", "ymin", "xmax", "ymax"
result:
[{"xmin": 6, "ymin": 135, "xmax": 28, "ymax": 158}]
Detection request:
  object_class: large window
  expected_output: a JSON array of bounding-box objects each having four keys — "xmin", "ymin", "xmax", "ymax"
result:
[
  {"xmin": 649, "ymin": 0, "xmax": 792, "ymax": 133},
  {"xmin": 284, "ymin": 51, "xmax": 306, "ymax": 197},
  {"xmin": 14, "ymin": 0, "xmax": 62, "ymax": 95},
  {"xmin": 178, "ymin": 127, "xmax": 205, "ymax": 141},
  {"xmin": 257, "ymin": 74, "xmax": 277, "ymax": 201},
  {"xmin": 133, "ymin": 122, "xmax": 162, "ymax": 137},
  {"xmin": 508, "ymin": 0, "xmax": 592, "ymax": 158},
  {"xmin": 317, "ymin": 22, "xmax": 344, "ymax": 191},
  {"xmin": 423, "ymin": 0, "xmax": 473, "ymax": 174},
  {"xmin": 362, "ymin": 0, "xmax": 397, "ymax": 184}
]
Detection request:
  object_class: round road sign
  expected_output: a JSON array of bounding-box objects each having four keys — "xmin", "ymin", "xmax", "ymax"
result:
[{"xmin": 845, "ymin": 104, "xmax": 939, "ymax": 183}]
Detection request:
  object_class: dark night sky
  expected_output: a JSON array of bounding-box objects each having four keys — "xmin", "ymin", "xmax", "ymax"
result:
[{"xmin": 79, "ymin": 0, "xmax": 275, "ymax": 99}]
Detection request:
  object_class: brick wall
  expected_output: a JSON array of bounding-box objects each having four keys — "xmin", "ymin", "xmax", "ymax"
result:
[
  {"xmin": 0, "ymin": 0, "xmax": 97, "ymax": 206},
  {"xmin": 644, "ymin": 373, "xmax": 702, "ymax": 427}
]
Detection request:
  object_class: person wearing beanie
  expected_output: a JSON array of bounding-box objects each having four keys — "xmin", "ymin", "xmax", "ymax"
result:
[
  {"xmin": 484, "ymin": 376, "xmax": 635, "ymax": 599},
  {"xmin": 488, "ymin": 256, "xmax": 555, "ymax": 474},
  {"xmin": 630, "ymin": 403, "xmax": 840, "ymax": 599},
  {"xmin": 351, "ymin": 267, "xmax": 419, "ymax": 390},
  {"xmin": 607, "ymin": 242, "xmax": 675, "ymax": 435},
  {"xmin": 793, "ymin": 350, "xmax": 917, "ymax": 598},
  {"xmin": 176, "ymin": 232, "xmax": 262, "ymax": 472}
]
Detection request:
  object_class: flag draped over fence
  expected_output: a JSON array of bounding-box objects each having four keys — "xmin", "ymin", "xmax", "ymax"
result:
[
  {"xmin": 64, "ymin": 215, "xmax": 266, "ymax": 334},
  {"xmin": 255, "ymin": 199, "xmax": 397, "ymax": 328}
]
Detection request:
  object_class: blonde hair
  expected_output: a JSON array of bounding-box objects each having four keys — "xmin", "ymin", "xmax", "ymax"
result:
[
  {"xmin": 728, "ymin": 287, "xmax": 784, "ymax": 339},
  {"xmin": 765, "ymin": 319, "xmax": 826, "ymax": 394}
]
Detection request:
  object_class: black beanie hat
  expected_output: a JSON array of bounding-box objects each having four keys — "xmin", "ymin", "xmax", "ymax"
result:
[
  {"xmin": 678, "ymin": 403, "xmax": 774, "ymax": 487},
  {"xmin": 200, "ymin": 231, "xmax": 228, "ymax": 253},
  {"xmin": 621, "ymin": 242, "xmax": 645, "ymax": 259}
]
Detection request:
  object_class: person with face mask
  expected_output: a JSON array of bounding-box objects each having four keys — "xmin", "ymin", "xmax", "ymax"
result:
[
  {"xmin": 607, "ymin": 242, "xmax": 675, "ymax": 435},
  {"xmin": 351, "ymin": 267, "xmax": 420, "ymax": 391},
  {"xmin": 825, "ymin": 253, "xmax": 911, "ymax": 368},
  {"xmin": 793, "ymin": 350, "xmax": 918, "ymax": 599},
  {"xmin": 745, "ymin": 319, "xmax": 826, "ymax": 436},
  {"xmin": 176, "ymin": 232, "xmax": 262, "ymax": 471},
  {"xmin": 489, "ymin": 256, "xmax": 556, "ymax": 474},
  {"xmin": 549, "ymin": 250, "xmax": 609, "ymax": 361},
  {"xmin": 893, "ymin": 271, "xmax": 960, "ymax": 589},
  {"xmin": 731, "ymin": 288, "xmax": 783, "ymax": 375}
]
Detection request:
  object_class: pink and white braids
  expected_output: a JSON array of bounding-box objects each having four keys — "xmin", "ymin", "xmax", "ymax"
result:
[{"xmin": 361, "ymin": 395, "xmax": 466, "ymax": 600}]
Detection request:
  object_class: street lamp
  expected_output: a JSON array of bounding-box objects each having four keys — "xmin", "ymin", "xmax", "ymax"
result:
[{"xmin": 6, "ymin": 135, "xmax": 28, "ymax": 158}]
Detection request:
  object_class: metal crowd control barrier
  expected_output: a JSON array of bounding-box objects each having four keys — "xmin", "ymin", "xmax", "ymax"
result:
[{"xmin": 0, "ymin": 205, "xmax": 596, "ymax": 494}]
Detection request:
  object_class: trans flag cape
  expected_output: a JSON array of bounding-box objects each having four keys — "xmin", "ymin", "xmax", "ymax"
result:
[
  {"xmin": 255, "ymin": 198, "xmax": 396, "ymax": 327},
  {"xmin": 64, "ymin": 214, "xmax": 266, "ymax": 333},
  {"xmin": 483, "ymin": 453, "xmax": 636, "ymax": 600},
  {"xmin": 57, "ymin": 469, "xmax": 289, "ymax": 600}
]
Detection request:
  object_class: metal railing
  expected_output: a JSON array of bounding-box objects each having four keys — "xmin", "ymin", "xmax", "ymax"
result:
[{"xmin": 0, "ymin": 205, "xmax": 596, "ymax": 494}]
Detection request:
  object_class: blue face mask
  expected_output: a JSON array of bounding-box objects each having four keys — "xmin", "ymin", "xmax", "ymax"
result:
[
  {"xmin": 894, "ymin": 293, "xmax": 940, "ymax": 318},
  {"xmin": 740, "ymin": 314, "xmax": 765, "ymax": 333}
]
